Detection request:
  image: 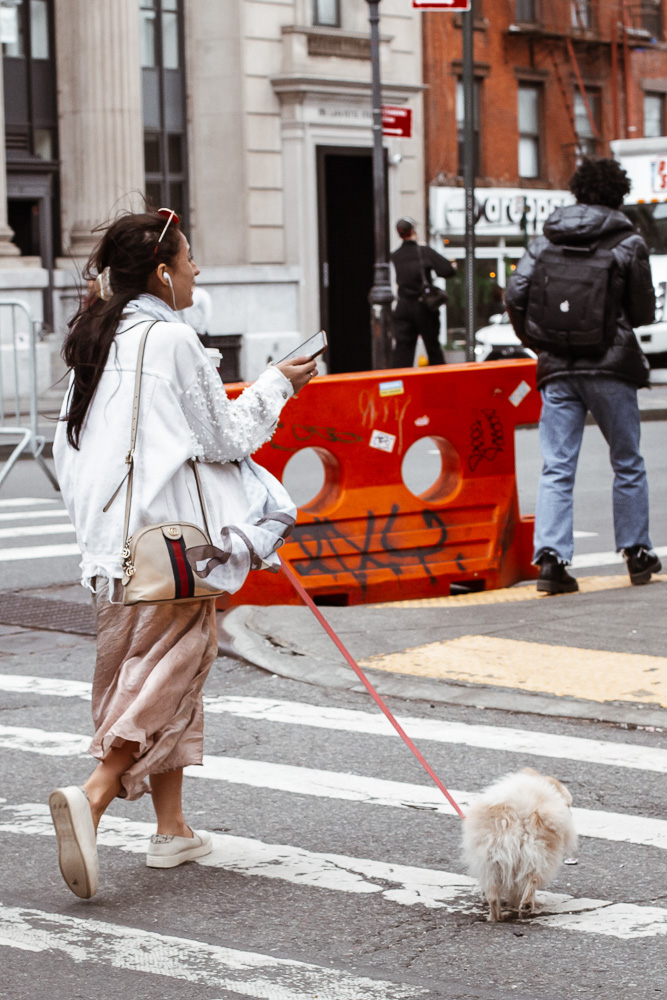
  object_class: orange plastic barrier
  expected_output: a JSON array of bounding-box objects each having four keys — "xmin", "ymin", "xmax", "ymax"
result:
[{"xmin": 220, "ymin": 359, "xmax": 542, "ymax": 606}]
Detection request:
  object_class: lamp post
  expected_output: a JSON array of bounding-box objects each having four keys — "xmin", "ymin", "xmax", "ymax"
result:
[
  {"xmin": 462, "ymin": 2, "xmax": 476, "ymax": 362},
  {"xmin": 366, "ymin": 0, "xmax": 393, "ymax": 369}
]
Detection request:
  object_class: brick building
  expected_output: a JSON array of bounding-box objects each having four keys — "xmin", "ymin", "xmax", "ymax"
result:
[{"xmin": 421, "ymin": 0, "xmax": 667, "ymax": 328}]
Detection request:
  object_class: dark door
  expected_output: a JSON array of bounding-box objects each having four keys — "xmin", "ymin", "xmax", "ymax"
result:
[
  {"xmin": 7, "ymin": 172, "xmax": 55, "ymax": 327},
  {"xmin": 7, "ymin": 199, "xmax": 41, "ymax": 258},
  {"xmin": 317, "ymin": 147, "xmax": 376, "ymax": 374}
]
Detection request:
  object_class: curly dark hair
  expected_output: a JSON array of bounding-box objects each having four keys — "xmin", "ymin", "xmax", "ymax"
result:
[
  {"xmin": 62, "ymin": 211, "xmax": 183, "ymax": 448},
  {"xmin": 569, "ymin": 157, "xmax": 631, "ymax": 209}
]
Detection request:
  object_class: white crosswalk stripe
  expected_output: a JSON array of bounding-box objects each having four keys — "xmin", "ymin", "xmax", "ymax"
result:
[
  {"xmin": 0, "ymin": 723, "xmax": 664, "ymax": 850},
  {"xmin": 3, "ymin": 677, "xmax": 665, "ymax": 773},
  {"xmin": 0, "ymin": 497, "xmax": 61, "ymax": 508},
  {"xmin": 0, "ymin": 542, "xmax": 80, "ymax": 561},
  {"xmin": 1, "ymin": 803, "xmax": 665, "ymax": 939},
  {"xmin": 0, "ymin": 509, "xmax": 70, "ymax": 522},
  {"xmin": 0, "ymin": 523, "xmax": 75, "ymax": 539},
  {"xmin": 0, "ymin": 903, "xmax": 427, "ymax": 998},
  {"xmin": 0, "ymin": 498, "xmax": 78, "ymax": 560}
]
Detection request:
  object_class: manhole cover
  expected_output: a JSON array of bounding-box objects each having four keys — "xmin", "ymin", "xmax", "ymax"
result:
[{"xmin": 0, "ymin": 594, "xmax": 96, "ymax": 636}]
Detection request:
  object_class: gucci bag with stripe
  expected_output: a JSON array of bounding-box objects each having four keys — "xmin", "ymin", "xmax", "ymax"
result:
[{"xmin": 105, "ymin": 321, "xmax": 227, "ymax": 606}]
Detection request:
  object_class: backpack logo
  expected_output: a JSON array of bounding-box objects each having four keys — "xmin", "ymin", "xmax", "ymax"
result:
[{"xmin": 560, "ymin": 299, "xmax": 570, "ymax": 313}]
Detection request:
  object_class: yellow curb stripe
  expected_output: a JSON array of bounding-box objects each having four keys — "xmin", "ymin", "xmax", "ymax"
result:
[
  {"xmin": 360, "ymin": 635, "xmax": 667, "ymax": 708},
  {"xmin": 372, "ymin": 574, "xmax": 666, "ymax": 609}
]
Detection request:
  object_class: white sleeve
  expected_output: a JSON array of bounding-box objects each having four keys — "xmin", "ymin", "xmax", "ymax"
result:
[{"xmin": 180, "ymin": 362, "xmax": 294, "ymax": 463}]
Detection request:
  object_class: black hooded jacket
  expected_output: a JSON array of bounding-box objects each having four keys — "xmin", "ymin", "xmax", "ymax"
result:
[{"xmin": 504, "ymin": 203, "xmax": 655, "ymax": 389}]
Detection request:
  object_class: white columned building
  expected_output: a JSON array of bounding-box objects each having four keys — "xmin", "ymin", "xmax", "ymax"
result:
[
  {"xmin": 55, "ymin": 0, "xmax": 145, "ymax": 260},
  {"xmin": 0, "ymin": 0, "xmax": 426, "ymax": 381}
]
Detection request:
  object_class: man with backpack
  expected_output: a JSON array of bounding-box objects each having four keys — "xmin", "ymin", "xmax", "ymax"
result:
[{"xmin": 505, "ymin": 157, "xmax": 661, "ymax": 594}]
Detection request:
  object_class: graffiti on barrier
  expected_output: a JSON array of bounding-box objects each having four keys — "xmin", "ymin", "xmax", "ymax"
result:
[
  {"xmin": 359, "ymin": 390, "xmax": 412, "ymax": 454},
  {"xmin": 269, "ymin": 421, "xmax": 363, "ymax": 452},
  {"xmin": 292, "ymin": 425, "xmax": 363, "ymax": 444},
  {"xmin": 468, "ymin": 408, "xmax": 505, "ymax": 471},
  {"xmin": 292, "ymin": 504, "xmax": 448, "ymax": 593}
]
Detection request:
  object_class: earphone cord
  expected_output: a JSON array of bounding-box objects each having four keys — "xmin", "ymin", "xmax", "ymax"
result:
[{"xmin": 165, "ymin": 273, "xmax": 177, "ymax": 311}]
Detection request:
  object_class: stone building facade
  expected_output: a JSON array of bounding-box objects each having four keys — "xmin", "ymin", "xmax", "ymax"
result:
[
  {"xmin": 0, "ymin": 0, "xmax": 426, "ymax": 381},
  {"xmin": 421, "ymin": 0, "xmax": 667, "ymax": 328}
]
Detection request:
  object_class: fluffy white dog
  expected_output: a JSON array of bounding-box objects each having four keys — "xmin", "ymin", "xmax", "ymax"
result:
[{"xmin": 462, "ymin": 767, "xmax": 577, "ymax": 922}]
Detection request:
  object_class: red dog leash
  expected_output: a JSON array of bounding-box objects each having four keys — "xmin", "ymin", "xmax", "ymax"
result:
[{"xmin": 279, "ymin": 556, "xmax": 465, "ymax": 819}]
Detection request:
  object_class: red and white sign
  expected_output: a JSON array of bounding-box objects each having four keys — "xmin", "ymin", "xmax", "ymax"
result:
[
  {"xmin": 382, "ymin": 105, "xmax": 413, "ymax": 139},
  {"xmin": 413, "ymin": 1, "xmax": 471, "ymax": 9},
  {"xmin": 651, "ymin": 158, "xmax": 667, "ymax": 192}
]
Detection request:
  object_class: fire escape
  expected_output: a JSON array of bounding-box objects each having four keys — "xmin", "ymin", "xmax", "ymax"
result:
[{"xmin": 506, "ymin": 0, "xmax": 661, "ymax": 163}]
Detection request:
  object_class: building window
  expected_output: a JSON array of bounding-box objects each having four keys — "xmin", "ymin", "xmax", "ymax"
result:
[
  {"xmin": 2, "ymin": 0, "xmax": 59, "ymax": 277},
  {"xmin": 140, "ymin": 0, "xmax": 188, "ymax": 229},
  {"xmin": 313, "ymin": 0, "xmax": 340, "ymax": 27},
  {"xmin": 574, "ymin": 89, "xmax": 601, "ymax": 158},
  {"xmin": 571, "ymin": 0, "xmax": 594, "ymax": 29},
  {"xmin": 518, "ymin": 85, "xmax": 540, "ymax": 178},
  {"xmin": 457, "ymin": 79, "xmax": 481, "ymax": 178},
  {"xmin": 2, "ymin": 0, "xmax": 57, "ymax": 160},
  {"xmin": 515, "ymin": 0, "xmax": 536, "ymax": 23},
  {"xmin": 644, "ymin": 92, "xmax": 665, "ymax": 137},
  {"xmin": 642, "ymin": 0, "xmax": 662, "ymax": 39}
]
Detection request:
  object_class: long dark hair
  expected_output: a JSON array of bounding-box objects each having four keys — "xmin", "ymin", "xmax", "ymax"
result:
[{"xmin": 62, "ymin": 211, "xmax": 183, "ymax": 448}]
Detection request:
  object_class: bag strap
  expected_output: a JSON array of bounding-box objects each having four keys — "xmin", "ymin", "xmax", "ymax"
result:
[
  {"xmin": 103, "ymin": 320, "xmax": 213, "ymax": 549},
  {"xmin": 415, "ymin": 242, "xmax": 429, "ymax": 287},
  {"xmin": 542, "ymin": 229, "xmax": 629, "ymax": 256}
]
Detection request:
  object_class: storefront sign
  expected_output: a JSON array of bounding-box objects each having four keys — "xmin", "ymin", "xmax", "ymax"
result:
[
  {"xmin": 430, "ymin": 187, "xmax": 574, "ymax": 237},
  {"xmin": 413, "ymin": 1, "xmax": 471, "ymax": 9},
  {"xmin": 651, "ymin": 159, "xmax": 667, "ymax": 193},
  {"xmin": 382, "ymin": 106, "xmax": 412, "ymax": 138}
]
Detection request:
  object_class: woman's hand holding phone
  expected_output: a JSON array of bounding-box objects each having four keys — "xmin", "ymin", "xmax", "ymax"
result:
[{"xmin": 275, "ymin": 356, "xmax": 318, "ymax": 394}]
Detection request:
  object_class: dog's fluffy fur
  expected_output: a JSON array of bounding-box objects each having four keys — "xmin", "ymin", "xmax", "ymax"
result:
[{"xmin": 462, "ymin": 767, "xmax": 577, "ymax": 922}]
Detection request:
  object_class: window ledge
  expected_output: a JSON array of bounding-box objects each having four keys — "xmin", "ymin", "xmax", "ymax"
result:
[
  {"xmin": 453, "ymin": 14, "xmax": 488, "ymax": 30},
  {"xmin": 450, "ymin": 59, "xmax": 491, "ymax": 77},
  {"xmin": 282, "ymin": 24, "xmax": 392, "ymax": 60},
  {"xmin": 514, "ymin": 66, "xmax": 549, "ymax": 82}
]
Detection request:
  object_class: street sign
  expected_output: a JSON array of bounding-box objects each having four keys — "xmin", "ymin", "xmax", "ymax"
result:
[
  {"xmin": 412, "ymin": 1, "xmax": 471, "ymax": 9},
  {"xmin": 382, "ymin": 105, "xmax": 412, "ymax": 139}
]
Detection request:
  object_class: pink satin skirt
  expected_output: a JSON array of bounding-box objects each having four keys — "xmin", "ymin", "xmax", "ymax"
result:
[{"xmin": 89, "ymin": 579, "xmax": 218, "ymax": 800}]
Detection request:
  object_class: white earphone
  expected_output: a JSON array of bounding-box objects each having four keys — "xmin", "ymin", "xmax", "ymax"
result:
[{"xmin": 163, "ymin": 270, "xmax": 176, "ymax": 309}]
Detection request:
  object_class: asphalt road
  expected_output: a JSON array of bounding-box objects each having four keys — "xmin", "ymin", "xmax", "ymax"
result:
[{"xmin": 0, "ymin": 627, "xmax": 665, "ymax": 999}]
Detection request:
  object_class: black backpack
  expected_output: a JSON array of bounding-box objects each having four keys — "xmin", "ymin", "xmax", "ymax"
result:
[{"xmin": 523, "ymin": 231, "xmax": 628, "ymax": 356}]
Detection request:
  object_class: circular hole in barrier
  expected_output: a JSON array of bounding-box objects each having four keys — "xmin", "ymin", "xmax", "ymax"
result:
[
  {"xmin": 281, "ymin": 446, "xmax": 340, "ymax": 512},
  {"xmin": 401, "ymin": 435, "xmax": 462, "ymax": 503}
]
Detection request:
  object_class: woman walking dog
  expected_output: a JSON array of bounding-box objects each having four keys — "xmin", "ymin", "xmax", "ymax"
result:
[{"xmin": 50, "ymin": 209, "xmax": 316, "ymax": 898}]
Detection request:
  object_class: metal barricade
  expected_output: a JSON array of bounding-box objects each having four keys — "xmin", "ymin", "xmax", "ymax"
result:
[{"xmin": 0, "ymin": 299, "xmax": 59, "ymax": 491}]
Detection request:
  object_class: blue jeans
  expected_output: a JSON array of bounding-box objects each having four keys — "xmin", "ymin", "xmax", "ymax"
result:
[{"xmin": 533, "ymin": 375, "xmax": 651, "ymax": 564}]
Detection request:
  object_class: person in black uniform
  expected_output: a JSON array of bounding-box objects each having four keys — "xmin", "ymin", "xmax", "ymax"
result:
[{"xmin": 390, "ymin": 217, "xmax": 457, "ymax": 367}]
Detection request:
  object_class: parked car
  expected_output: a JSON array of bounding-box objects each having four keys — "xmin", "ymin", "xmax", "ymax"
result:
[
  {"xmin": 474, "ymin": 313, "xmax": 536, "ymax": 362},
  {"xmin": 634, "ymin": 318, "xmax": 667, "ymax": 368}
]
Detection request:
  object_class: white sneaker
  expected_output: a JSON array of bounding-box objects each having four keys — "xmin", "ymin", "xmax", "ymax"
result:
[
  {"xmin": 48, "ymin": 786, "xmax": 98, "ymax": 899},
  {"xmin": 146, "ymin": 829, "xmax": 213, "ymax": 868}
]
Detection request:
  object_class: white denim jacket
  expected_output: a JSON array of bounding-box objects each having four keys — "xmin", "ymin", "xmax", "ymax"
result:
[{"xmin": 54, "ymin": 309, "xmax": 295, "ymax": 590}]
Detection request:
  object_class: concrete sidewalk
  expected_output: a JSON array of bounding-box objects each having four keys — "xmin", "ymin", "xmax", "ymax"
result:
[{"xmin": 221, "ymin": 572, "xmax": 667, "ymax": 730}]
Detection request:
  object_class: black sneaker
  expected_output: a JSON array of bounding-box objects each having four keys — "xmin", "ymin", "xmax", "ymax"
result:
[
  {"xmin": 622, "ymin": 546, "xmax": 662, "ymax": 585},
  {"xmin": 536, "ymin": 552, "xmax": 579, "ymax": 595}
]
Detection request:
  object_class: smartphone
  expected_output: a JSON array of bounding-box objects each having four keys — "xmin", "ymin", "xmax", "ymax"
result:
[{"xmin": 276, "ymin": 330, "xmax": 328, "ymax": 365}]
